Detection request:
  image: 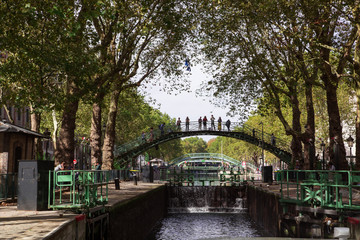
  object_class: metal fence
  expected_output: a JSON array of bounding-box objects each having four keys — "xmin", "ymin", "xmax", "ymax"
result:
[
  {"xmin": 48, "ymin": 170, "xmax": 110, "ymax": 211},
  {"xmin": 159, "ymin": 167, "xmax": 256, "ymax": 186},
  {"xmin": 279, "ymin": 170, "xmax": 360, "ymax": 211},
  {"xmin": 0, "ymin": 173, "xmax": 17, "ymax": 200}
]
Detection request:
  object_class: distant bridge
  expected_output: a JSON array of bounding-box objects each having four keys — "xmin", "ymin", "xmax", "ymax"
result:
[
  {"xmin": 168, "ymin": 153, "xmax": 258, "ymax": 173},
  {"xmin": 114, "ymin": 121, "xmax": 292, "ymax": 168}
]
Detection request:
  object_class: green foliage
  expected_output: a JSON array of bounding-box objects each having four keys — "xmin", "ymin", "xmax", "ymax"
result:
[{"xmin": 181, "ymin": 137, "xmax": 208, "ymax": 154}]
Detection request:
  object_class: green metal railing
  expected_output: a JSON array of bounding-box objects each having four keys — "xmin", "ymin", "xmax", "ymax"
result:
[
  {"xmin": 48, "ymin": 170, "xmax": 109, "ymax": 211},
  {"xmin": 168, "ymin": 153, "xmax": 259, "ymax": 173},
  {"xmin": 114, "ymin": 122, "xmax": 291, "ymax": 159},
  {"xmin": 279, "ymin": 170, "xmax": 360, "ymax": 211},
  {"xmin": 161, "ymin": 167, "xmax": 256, "ymax": 186},
  {"xmin": 0, "ymin": 173, "xmax": 17, "ymax": 200}
]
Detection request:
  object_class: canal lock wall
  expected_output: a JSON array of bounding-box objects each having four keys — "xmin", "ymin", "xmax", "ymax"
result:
[
  {"xmin": 101, "ymin": 183, "xmax": 360, "ymax": 239},
  {"xmin": 107, "ymin": 185, "xmax": 167, "ymax": 240}
]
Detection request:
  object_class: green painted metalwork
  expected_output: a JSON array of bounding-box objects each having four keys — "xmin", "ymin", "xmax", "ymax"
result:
[
  {"xmin": 114, "ymin": 122, "xmax": 291, "ymax": 168},
  {"xmin": 279, "ymin": 170, "xmax": 360, "ymax": 211},
  {"xmin": 168, "ymin": 153, "xmax": 258, "ymax": 173},
  {"xmin": 160, "ymin": 166, "xmax": 256, "ymax": 186},
  {"xmin": 48, "ymin": 170, "xmax": 109, "ymax": 211}
]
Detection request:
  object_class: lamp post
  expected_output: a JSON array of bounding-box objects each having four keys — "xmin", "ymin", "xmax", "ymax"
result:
[
  {"xmin": 43, "ymin": 128, "xmax": 51, "ymax": 160},
  {"xmin": 346, "ymin": 135, "xmax": 354, "ymax": 170},
  {"xmin": 320, "ymin": 140, "xmax": 325, "ymax": 170},
  {"xmin": 259, "ymin": 122, "xmax": 264, "ymax": 179}
]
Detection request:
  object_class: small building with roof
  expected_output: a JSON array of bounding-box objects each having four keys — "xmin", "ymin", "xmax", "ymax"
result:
[{"xmin": 0, "ymin": 121, "xmax": 49, "ymax": 174}]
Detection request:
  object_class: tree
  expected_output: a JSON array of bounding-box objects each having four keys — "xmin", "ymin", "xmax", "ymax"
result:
[
  {"xmin": 181, "ymin": 137, "xmax": 208, "ymax": 154},
  {"xmin": 99, "ymin": 0, "xmax": 195, "ymax": 169},
  {"xmin": 198, "ymin": 0, "xmax": 360, "ymax": 169}
]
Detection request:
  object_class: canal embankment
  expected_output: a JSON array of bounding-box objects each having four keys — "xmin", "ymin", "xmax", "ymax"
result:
[{"xmin": 0, "ymin": 181, "xmax": 164, "ymax": 240}]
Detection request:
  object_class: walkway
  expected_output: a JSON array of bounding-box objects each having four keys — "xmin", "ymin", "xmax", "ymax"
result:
[{"xmin": 0, "ymin": 181, "xmax": 163, "ymax": 239}]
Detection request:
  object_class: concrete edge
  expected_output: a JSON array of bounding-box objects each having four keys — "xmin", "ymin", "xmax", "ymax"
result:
[{"xmin": 43, "ymin": 217, "xmax": 75, "ymax": 239}]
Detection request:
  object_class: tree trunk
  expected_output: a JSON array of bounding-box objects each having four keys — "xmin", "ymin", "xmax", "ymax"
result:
[
  {"xmin": 304, "ymin": 81, "xmax": 316, "ymax": 169},
  {"xmin": 55, "ymin": 99, "xmax": 79, "ymax": 166},
  {"xmin": 52, "ymin": 109, "xmax": 58, "ymax": 155},
  {"xmin": 324, "ymin": 78, "xmax": 347, "ymax": 170},
  {"xmin": 30, "ymin": 104, "xmax": 42, "ymax": 160},
  {"xmin": 90, "ymin": 93, "xmax": 104, "ymax": 167},
  {"xmin": 102, "ymin": 87, "xmax": 121, "ymax": 170},
  {"xmin": 356, "ymin": 89, "xmax": 360, "ymax": 170},
  {"xmin": 290, "ymin": 95, "xmax": 303, "ymax": 168}
]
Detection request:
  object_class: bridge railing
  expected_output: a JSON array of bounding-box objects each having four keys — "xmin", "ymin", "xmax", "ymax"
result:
[
  {"xmin": 48, "ymin": 170, "xmax": 110, "ymax": 210},
  {"xmin": 115, "ymin": 121, "xmax": 291, "ymax": 157},
  {"xmin": 160, "ymin": 166, "xmax": 256, "ymax": 186},
  {"xmin": 279, "ymin": 170, "xmax": 360, "ymax": 210}
]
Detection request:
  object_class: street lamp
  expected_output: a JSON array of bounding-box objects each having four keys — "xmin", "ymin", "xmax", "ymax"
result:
[
  {"xmin": 320, "ymin": 140, "xmax": 325, "ymax": 170},
  {"xmin": 346, "ymin": 135, "xmax": 354, "ymax": 170},
  {"xmin": 43, "ymin": 128, "xmax": 51, "ymax": 160},
  {"xmin": 259, "ymin": 122, "xmax": 264, "ymax": 179}
]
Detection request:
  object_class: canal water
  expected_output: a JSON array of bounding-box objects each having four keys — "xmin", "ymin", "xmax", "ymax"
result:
[{"xmin": 146, "ymin": 210, "xmax": 266, "ymax": 240}]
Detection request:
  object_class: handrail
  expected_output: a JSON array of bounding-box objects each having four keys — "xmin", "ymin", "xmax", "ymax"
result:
[
  {"xmin": 279, "ymin": 170, "xmax": 360, "ymax": 210},
  {"xmin": 48, "ymin": 170, "xmax": 110, "ymax": 210},
  {"xmin": 168, "ymin": 153, "xmax": 258, "ymax": 173},
  {"xmin": 114, "ymin": 121, "xmax": 291, "ymax": 159}
]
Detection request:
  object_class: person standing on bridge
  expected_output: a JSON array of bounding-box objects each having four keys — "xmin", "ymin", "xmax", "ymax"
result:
[
  {"xmin": 198, "ymin": 117, "xmax": 202, "ymax": 130},
  {"xmin": 210, "ymin": 115, "xmax": 215, "ymax": 130},
  {"xmin": 271, "ymin": 133, "xmax": 276, "ymax": 146},
  {"xmin": 225, "ymin": 119, "xmax": 231, "ymax": 131},
  {"xmin": 203, "ymin": 116, "xmax": 208, "ymax": 129},
  {"xmin": 218, "ymin": 117, "xmax": 222, "ymax": 131},
  {"xmin": 149, "ymin": 127, "xmax": 154, "ymax": 142},
  {"xmin": 141, "ymin": 132, "xmax": 146, "ymax": 142},
  {"xmin": 185, "ymin": 117, "xmax": 190, "ymax": 131},
  {"xmin": 177, "ymin": 118, "xmax": 181, "ymax": 131},
  {"xmin": 159, "ymin": 123, "xmax": 165, "ymax": 135}
]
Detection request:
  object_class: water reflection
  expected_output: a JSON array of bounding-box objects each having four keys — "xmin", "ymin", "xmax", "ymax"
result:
[{"xmin": 147, "ymin": 212, "xmax": 266, "ymax": 240}]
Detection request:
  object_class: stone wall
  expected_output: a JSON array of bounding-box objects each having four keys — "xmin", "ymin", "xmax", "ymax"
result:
[
  {"xmin": 107, "ymin": 185, "xmax": 167, "ymax": 240},
  {"xmin": 246, "ymin": 185, "xmax": 281, "ymax": 237},
  {"xmin": 44, "ymin": 214, "xmax": 86, "ymax": 240}
]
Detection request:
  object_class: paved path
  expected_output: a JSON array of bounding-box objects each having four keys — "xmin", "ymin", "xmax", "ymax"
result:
[{"xmin": 0, "ymin": 181, "xmax": 163, "ymax": 240}]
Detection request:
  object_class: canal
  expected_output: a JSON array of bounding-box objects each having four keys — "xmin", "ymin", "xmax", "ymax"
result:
[
  {"xmin": 146, "ymin": 186, "xmax": 267, "ymax": 240},
  {"xmin": 146, "ymin": 211, "xmax": 266, "ymax": 240}
]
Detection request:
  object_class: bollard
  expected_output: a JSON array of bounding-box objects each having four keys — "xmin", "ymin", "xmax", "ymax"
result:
[
  {"xmin": 114, "ymin": 178, "xmax": 120, "ymax": 190},
  {"xmin": 134, "ymin": 175, "xmax": 137, "ymax": 185}
]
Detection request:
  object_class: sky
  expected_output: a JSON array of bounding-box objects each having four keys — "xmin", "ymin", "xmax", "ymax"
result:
[{"xmin": 141, "ymin": 65, "xmax": 238, "ymax": 142}]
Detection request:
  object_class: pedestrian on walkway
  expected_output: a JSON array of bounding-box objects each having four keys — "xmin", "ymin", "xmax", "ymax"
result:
[
  {"xmin": 271, "ymin": 133, "xmax": 276, "ymax": 146},
  {"xmin": 225, "ymin": 119, "xmax": 231, "ymax": 131},
  {"xmin": 148, "ymin": 127, "xmax": 154, "ymax": 142},
  {"xmin": 185, "ymin": 117, "xmax": 190, "ymax": 131},
  {"xmin": 198, "ymin": 117, "xmax": 202, "ymax": 130},
  {"xmin": 210, "ymin": 115, "xmax": 215, "ymax": 130},
  {"xmin": 141, "ymin": 132, "xmax": 146, "ymax": 142},
  {"xmin": 177, "ymin": 117, "xmax": 181, "ymax": 131},
  {"xmin": 218, "ymin": 117, "xmax": 222, "ymax": 131},
  {"xmin": 55, "ymin": 162, "xmax": 65, "ymax": 171},
  {"xmin": 159, "ymin": 123, "xmax": 165, "ymax": 135},
  {"xmin": 203, "ymin": 116, "xmax": 208, "ymax": 130}
]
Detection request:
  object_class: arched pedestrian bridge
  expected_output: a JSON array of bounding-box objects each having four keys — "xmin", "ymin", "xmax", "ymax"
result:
[
  {"xmin": 168, "ymin": 153, "xmax": 258, "ymax": 173},
  {"xmin": 114, "ymin": 121, "xmax": 292, "ymax": 167}
]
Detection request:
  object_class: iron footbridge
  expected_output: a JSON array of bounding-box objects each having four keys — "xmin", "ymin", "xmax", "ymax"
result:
[{"xmin": 114, "ymin": 122, "xmax": 292, "ymax": 167}]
